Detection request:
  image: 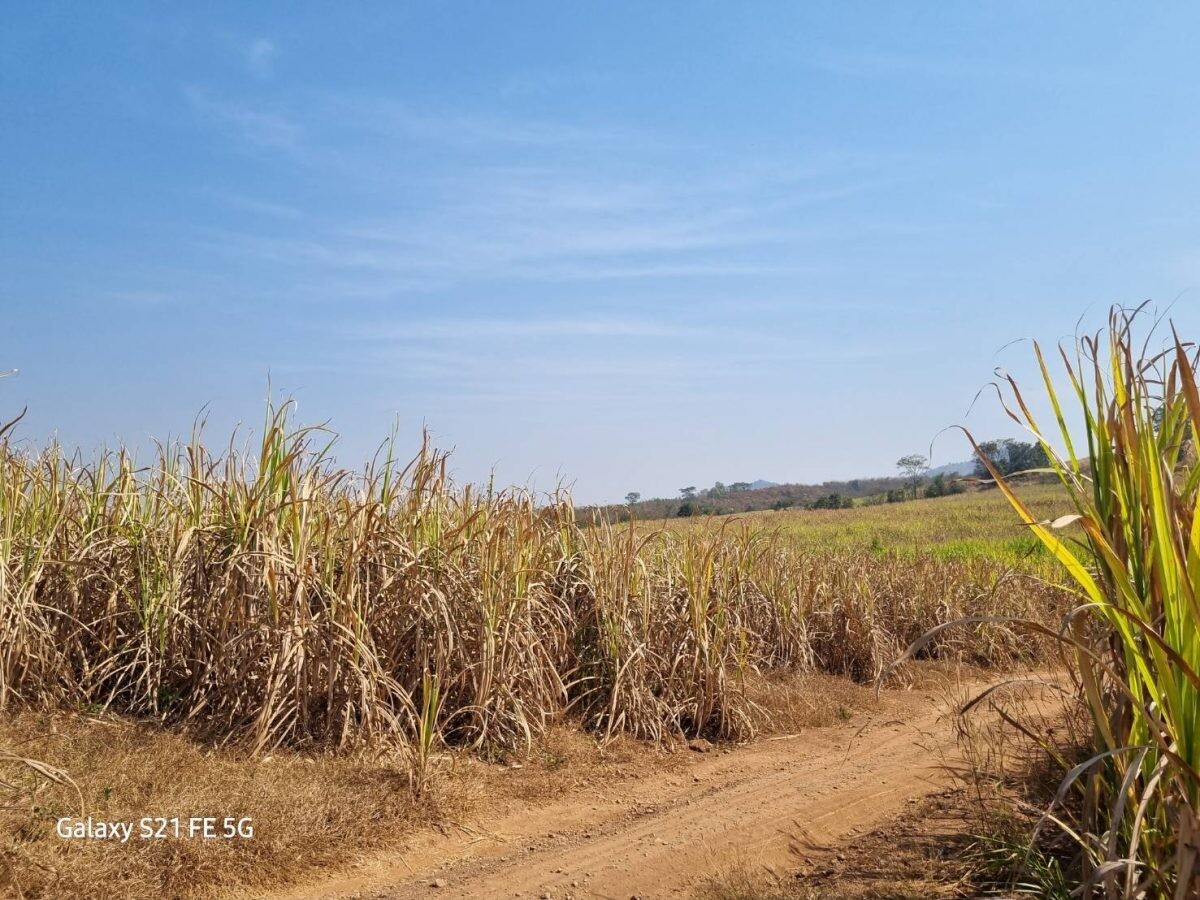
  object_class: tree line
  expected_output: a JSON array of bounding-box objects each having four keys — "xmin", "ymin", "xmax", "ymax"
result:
[{"xmin": 587, "ymin": 438, "xmax": 1051, "ymax": 523}]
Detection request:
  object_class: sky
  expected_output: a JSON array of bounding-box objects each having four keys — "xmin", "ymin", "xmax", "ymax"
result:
[{"xmin": 3, "ymin": 3, "xmax": 1200, "ymax": 503}]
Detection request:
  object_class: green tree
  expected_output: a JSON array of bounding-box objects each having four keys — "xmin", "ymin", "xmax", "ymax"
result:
[
  {"xmin": 679, "ymin": 486, "xmax": 697, "ymax": 500},
  {"xmin": 624, "ymin": 492, "xmax": 641, "ymax": 505},
  {"xmin": 810, "ymin": 492, "xmax": 852, "ymax": 510},
  {"xmin": 1007, "ymin": 440, "xmax": 1050, "ymax": 473},
  {"xmin": 972, "ymin": 439, "xmax": 1050, "ymax": 478},
  {"xmin": 896, "ymin": 454, "xmax": 928, "ymax": 500},
  {"xmin": 923, "ymin": 473, "xmax": 947, "ymax": 498}
]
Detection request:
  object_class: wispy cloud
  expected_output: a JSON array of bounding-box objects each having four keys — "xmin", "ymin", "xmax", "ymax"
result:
[
  {"xmin": 184, "ymin": 86, "xmax": 300, "ymax": 149},
  {"xmin": 178, "ymin": 80, "xmax": 922, "ymax": 348},
  {"xmin": 318, "ymin": 94, "xmax": 641, "ymax": 150},
  {"xmin": 804, "ymin": 49, "xmax": 1107, "ymax": 86},
  {"xmin": 197, "ymin": 224, "xmax": 812, "ymax": 288},
  {"xmin": 354, "ymin": 316, "xmax": 717, "ymax": 342},
  {"xmin": 204, "ymin": 189, "xmax": 302, "ymax": 219},
  {"xmin": 326, "ymin": 341, "xmax": 763, "ymax": 398},
  {"xmin": 245, "ymin": 38, "xmax": 276, "ymax": 78},
  {"xmin": 191, "ymin": 154, "xmax": 898, "ymax": 290},
  {"xmin": 105, "ymin": 290, "xmax": 179, "ymax": 308},
  {"xmin": 498, "ymin": 69, "xmax": 620, "ymax": 99},
  {"xmin": 314, "ymin": 318, "xmax": 929, "ymax": 406}
]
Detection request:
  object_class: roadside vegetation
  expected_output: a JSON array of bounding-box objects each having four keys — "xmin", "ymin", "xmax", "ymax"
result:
[
  {"xmin": 586, "ymin": 437, "xmax": 1050, "ymax": 522},
  {"xmin": 976, "ymin": 306, "xmax": 1200, "ymax": 896},
  {"xmin": 0, "ymin": 399, "xmax": 1068, "ymax": 897},
  {"xmin": 0, "ymin": 410, "xmax": 1065, "ymax": 754},
  {"xmin": 701, "ymin": 305, "xmax": 1200, "ymax": 898}
]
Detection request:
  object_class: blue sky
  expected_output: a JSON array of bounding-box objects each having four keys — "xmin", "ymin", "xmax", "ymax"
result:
[{"xmin": 3, "ymin": 4, "xmax": 1200, "ymax": 502}]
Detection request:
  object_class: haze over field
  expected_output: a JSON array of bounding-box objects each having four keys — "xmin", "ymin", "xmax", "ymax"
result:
[{"xmin": 4, "ymin": 4, "xmax": 1200, "ymax": 501}]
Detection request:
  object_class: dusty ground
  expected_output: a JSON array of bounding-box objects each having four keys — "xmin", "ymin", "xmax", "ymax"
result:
[
  {"xmin": 697, "ymin": 787, "xmax": 987, "ymax": 900},
  {"xmin": 271, "ymin": 671, "xmax": 1052, "ymax": 900},
  {"xmin": 1, "ymin": 670, "xmax": 1064, "ymax": 899},
  {"xmin": 0, "ymin": 673, "xmax": 876, "ymax": 899}
]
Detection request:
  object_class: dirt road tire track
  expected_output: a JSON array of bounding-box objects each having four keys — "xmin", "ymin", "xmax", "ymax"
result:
[{"xmin": 275, "ymin": 679, "xmax": 1027, "ymax": 900}]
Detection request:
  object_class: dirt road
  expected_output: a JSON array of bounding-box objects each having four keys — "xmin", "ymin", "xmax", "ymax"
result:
[{"xmin": 276, "ymin": 679, "xmax": 1018, "ymax": 900}]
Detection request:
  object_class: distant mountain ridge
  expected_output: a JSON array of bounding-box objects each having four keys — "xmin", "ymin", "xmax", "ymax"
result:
[
  {"xmin": 582, "ymin": 474, "xmax": 910, "ymax": 522},
  {"xmin": 925, "ymin": 459, "xmax": 976, "ymax": 478},
  {"xmin": 583, "ymin": 458, "xmax": 988, "ymax": 522}
]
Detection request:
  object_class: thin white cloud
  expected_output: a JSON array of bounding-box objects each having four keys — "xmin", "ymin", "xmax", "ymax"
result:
[
  {"xmin": 197, "ymin": 227, "xmax": 812, "ymax": 288},
  {"xmin": 246, "ymin": 38, "xmax": 276, "ymax": 78},
  {"xmin": 190, "ymin": 156, "xmax": 899, "ymax": 289},
  {"xmin": 313, "ymin": 328, "xmax": 930, "ymax": 402},
  {"xmin": 178, "ymin": 81, "xmax": 926, "ymax": 326},
  {"xmin": 319, "ymin": 95, "xmax": 642, "ymax": 149},
  {"xmin": 332, "ymin": 345, "xmax": 770, "ymax": 399},
  {"xmin": 206, "ymin": 189, "xmax": 302, "ymax": 219},
  {"xmin": 105, "ymin": 290, "xmax": 178, "ymax": 307},
  {"xmin": 357, "ymin": 317, "xmax": 717, "ymax": 342},
  {"xmin": 184, "ymin": 87, "xmax": 300, "ymax": 150},
  {"xmin": 804, "ymin": 50, "xmax": 1107, "ymax": 86}
]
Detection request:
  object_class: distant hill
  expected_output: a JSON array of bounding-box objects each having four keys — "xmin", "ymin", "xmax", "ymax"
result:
[
  {"xmin": 581, "ymin": 475, "xmax": 915, "ymax": 523},
  {"xmin": 926, "ymin": 459, "xmax": 976, "ymax": 478},
  {"xmin": 583, "ymin": 446, "xmax": 1051, "ymax": 523}
]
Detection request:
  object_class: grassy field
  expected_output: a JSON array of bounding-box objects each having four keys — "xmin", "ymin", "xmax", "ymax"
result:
[{"xmin": 653, "ymin": 482, "xmax": 1067, "ymax": 567}]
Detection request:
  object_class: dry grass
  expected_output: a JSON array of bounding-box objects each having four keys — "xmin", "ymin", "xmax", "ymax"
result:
[
  {"xmin": 0, "ymin": 671, "xmax": 897, "ymax": 900},
  {"xmin": 744, "ymin": 672, "xmax": 880, "ymax": 733},
  {"xmin": 0, "ymin": 712, "xmax": 674, "ymax": 899},
  {"xmin": 0, "ymin": 403, "xmax": 1077, "ymax": 897},
  {"xmin": 0, "ymin": 710, "xmax": 432, "ymax": 898},
  {"xmin": 0, "ymin": 408, "xmax": 1070, "ymax": 758}
]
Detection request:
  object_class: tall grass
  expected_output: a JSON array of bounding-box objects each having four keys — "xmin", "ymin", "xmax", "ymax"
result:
[
  {"xmin": 979, "ymin": 305, "xmax": 1200, "ymax": 896},
  {"xmin": 0, "ymin": 403, "xmax": 1063, "ymax": 758}
]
